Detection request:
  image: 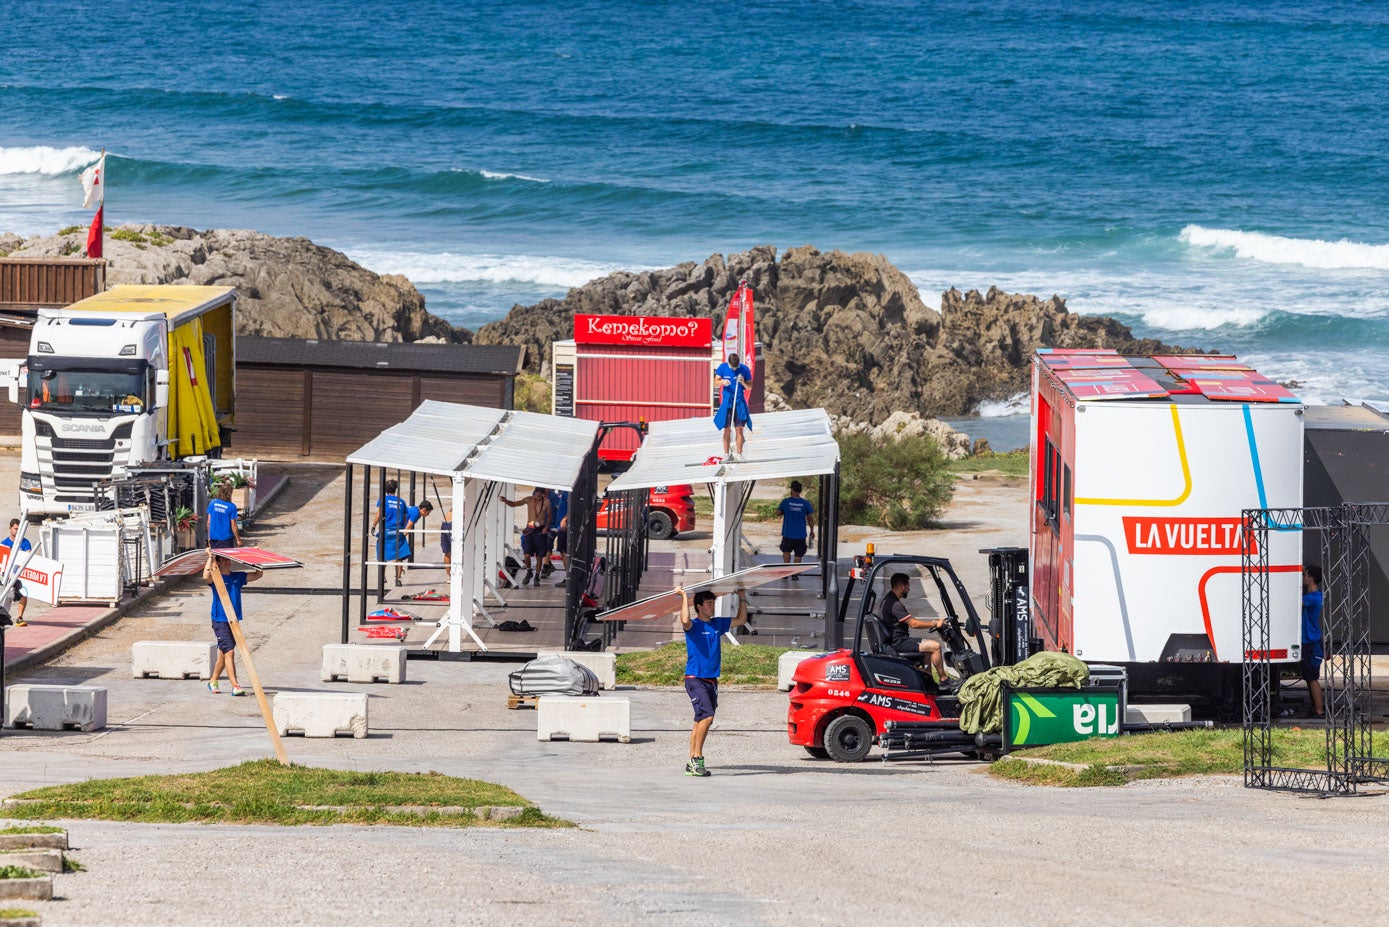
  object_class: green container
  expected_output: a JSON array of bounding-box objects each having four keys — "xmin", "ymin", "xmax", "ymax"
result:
[{"xmin": 1003, "ymin": 686, "xmax": 1122, "ymax": 749}]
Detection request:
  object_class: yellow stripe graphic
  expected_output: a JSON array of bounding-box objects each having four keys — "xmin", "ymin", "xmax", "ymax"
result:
[{"xmin": 1075, "ymin": 404, "xmax": 1191, "ymax": 507}]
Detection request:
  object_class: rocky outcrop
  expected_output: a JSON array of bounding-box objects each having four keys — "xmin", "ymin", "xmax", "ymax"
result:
[
  {"xmin": 476, "ymin": 245, "xmax": 1194, "ymax": 423},
  {"xmin": 4, "ymin": 225, "xmax": 464, "ymax": 343},
  {"xmin": 833, "ymin": 411, "xmax": 974, "ymax": 460}
]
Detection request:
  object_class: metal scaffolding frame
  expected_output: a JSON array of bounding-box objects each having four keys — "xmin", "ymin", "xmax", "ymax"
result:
[{"xmin": 1243, "ymin": 504, "xmax": 1389, "ymax": 795}]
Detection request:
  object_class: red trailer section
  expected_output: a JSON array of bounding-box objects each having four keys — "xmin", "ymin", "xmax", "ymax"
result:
[{"xmin": 553, "ymin": 314, "xmax": 764, "ymax": 462}]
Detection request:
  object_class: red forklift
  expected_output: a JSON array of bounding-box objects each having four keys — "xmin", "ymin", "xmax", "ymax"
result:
[{"xmin": 787, "ymin": 550, "xmax": 996, "ymax": 762}]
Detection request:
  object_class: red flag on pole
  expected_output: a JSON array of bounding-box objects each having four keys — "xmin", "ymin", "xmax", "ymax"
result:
[{"xmin": 86, "ymin": 204, "xmax": 103, "ymax": 259}]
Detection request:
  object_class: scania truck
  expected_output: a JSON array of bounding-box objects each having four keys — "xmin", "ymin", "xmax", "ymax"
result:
[{"xmin": 0, "ymin": 285, "xmax": 236, "ymax": 515}]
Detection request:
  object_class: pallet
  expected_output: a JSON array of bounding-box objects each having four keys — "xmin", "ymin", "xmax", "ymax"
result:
[{"xmin": 507, "ymin": 694, "xmax": 540, "ymax": 710}]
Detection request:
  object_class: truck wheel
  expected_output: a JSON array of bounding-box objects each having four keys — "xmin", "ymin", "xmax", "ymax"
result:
[
  {"xmin": 646, "ymin": 510, "xmax": 675, "ymax": 540},
  {"xmin": 823, "ymin": 714, "xmax": 874, "ymax": 763},
  {"xmin": 804, "ymin": 746, "xmax": 830, "ymax": 760}
]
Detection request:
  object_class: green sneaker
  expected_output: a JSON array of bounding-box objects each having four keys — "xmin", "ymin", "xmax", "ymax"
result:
[
  {"xmin": 684, "ymin": 759, "xmax": 711, "ymax": 778},
  {"xmin": 207, "ymin": 681, "xmax": 220, "ymax": 694}
]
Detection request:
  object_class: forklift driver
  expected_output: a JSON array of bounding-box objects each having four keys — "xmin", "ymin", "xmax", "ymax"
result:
[{"xmin": 879, "ymin": 572, "xmax": 956, "ymax": 690}]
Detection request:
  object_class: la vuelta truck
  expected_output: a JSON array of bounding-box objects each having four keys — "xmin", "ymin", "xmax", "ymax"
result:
[
  {"xmin": 1029, "ymin": 350, "xmax": 1303, "ymax": 707},
  {"xmin": 0, "ymin": 285, "xmax": 236, "ymax": 515}
]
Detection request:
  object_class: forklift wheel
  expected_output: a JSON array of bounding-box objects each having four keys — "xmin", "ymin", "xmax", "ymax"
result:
[
  {"xmin": 823, "ymin": 714, "xmax": 874, "ymax": 763},
  {"xmin": 804, "ymin": 746, "xmax": 830, "ymax": 760}
]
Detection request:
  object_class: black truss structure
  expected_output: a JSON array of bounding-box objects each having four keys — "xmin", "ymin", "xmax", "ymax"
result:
[{"xmin": 1242, "ymin": 504, "xmax": 1389, "ymax": 795}]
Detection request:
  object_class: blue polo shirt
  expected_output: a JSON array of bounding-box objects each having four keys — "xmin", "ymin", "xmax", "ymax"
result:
[
  {"xmin": 207, "ymin": 499, "xmax": 239, "ymax": 541},
  {"xmin": 684, "ymin": 616, "xmax": 733, "ymax": 678},
  {"xmin": 778, "ymin": 496, "xmax": 815, "ymax": 539},
  {"xmin": 376, "ymin": 495, "xmax": 407, "ymax": 532},
  {"xmin": 209, "ymin": 571, "xmax": 249, "ymax": 623},
  {"xmin": 1, "ymin": 537, "xmax": 32, "ymax": 554},
  {"xmin": 549, "ymin": 490, "xmax": 568, "ymax": 530}
]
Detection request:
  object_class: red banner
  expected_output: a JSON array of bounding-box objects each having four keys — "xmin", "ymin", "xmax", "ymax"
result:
[
  {"xmin": 1122, "ymin": 517, "xmax": 1258, "ymax": 556},
  {"xmin": 575, "ymin": 314, "xmax": 711, "ymax": 348}
]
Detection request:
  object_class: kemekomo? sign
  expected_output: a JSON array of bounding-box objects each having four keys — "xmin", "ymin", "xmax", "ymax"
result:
[{"xmin": 574, "ymin": 314, "xmax": 712, "ymax": 348}]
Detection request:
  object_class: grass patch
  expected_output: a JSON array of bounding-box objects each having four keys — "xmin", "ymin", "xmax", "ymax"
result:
[
  {"xmin": 0, "ymin": 760, "xmax": 570, "ymax": 829},
  {"xmin": 57, "ymin": 225, "xmax": 84, "ymax": 236},
  {"xmin": 0, "ymin": 867, "xmax": 40, "ymax": 880},
  {"xmin": 62, "ymin": 856, "xmax": 85, "ymax": 873},
  {"xmin": 0, "ymin": 910, "xmax": 37, "ymax": 919},
  {"xmin": 109, "ymin": 228, "xmax": 172, "ymax": 247},
  {"xmin": 616, "ymin": 641, "xmax": 787, "ymax": 687},
  {"xmin": 0, "ymin": 826, "xmax": 62, "ymax": 836},
  {"xmin": 990, "ymin": 727, "xmax": 1335, "ymax": 786},
  {"xmin": 948, "ymin": 450, "xmax": 1029, "ymax": 478}
]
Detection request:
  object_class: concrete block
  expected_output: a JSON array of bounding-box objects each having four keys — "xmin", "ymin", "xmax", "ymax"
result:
[
  {"xmin": 1126, "ymin": 704, "xmax": 1192, "ymax": 725},
  {"xmin": 0, "ymin": 832, "xmax": 66, "ymax": 851},
  {"xmin": 537, "ymin": 696, "xmax": 630, "ymax": 743},
  {"xmin": 4, "ymin": 685, "xmax": 107, "ymax": 732},
  {"xmin": 537, "ymin": 650, "xmax": 617, "ymax": 690},
  {"xmin": 0, "ymin": 875, "xmax": 51, "ymax": 901},
  {"xmin": 321, "ymin": 643, "xmax": 408, "ymax": 684},
  {"xmin": 273, "ymin": 691, "xmax": 368, "ymax": 739},
  {"xmin": 132, "ymin": 640, "xmax": 216, "ymax": 680},
  {"xmin": 0, "ymin": 849, "xmax": 63, "ymax": 873},
  {"xmin": 778, "ymin": 651, "xmax": 818, "ymax": 691}
]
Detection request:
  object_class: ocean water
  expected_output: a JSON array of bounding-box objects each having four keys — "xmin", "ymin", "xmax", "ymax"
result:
[{"xmin": 3, "ymin": 0, "xmax": 1388, "ymax": 416}]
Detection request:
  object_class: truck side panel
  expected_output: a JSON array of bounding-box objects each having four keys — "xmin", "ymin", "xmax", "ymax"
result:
[{"xmin": 1070, "ymin": 402, "xmax": 1302, "ymax": 664}]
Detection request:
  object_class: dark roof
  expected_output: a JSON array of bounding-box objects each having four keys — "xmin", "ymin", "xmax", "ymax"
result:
[{"xmin": 238, "ymin": 336, "xmax": 524, "ymax": 376}]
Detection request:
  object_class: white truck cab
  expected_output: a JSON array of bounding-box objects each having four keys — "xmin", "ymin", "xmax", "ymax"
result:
[{"xmin": 0, "ymin": 285, "xmax": 236, "ymax": 516}]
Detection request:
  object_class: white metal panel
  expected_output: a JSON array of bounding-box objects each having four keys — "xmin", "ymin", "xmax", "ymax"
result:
[
  {"xmin": 345, "ymin": 402, "xmax": 505, "ymax": 475},
  {"xmin": 608, "ymin": 409, "xmax": 839, "ymax": 492},
  {"xmin": 466, "ymin": 411, "xmax": 599, "ymax": 490}
]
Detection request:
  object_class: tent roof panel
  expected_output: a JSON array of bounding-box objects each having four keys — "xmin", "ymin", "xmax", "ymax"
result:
[
  {"xmin": 345, "ymin": 403, "xmax": 598, "ymax": 490},
  {"xmin": 608, "ymin": 409, "xmax": 839, "ymax": 491}
]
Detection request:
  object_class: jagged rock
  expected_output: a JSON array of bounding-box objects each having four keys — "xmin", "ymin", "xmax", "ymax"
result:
[
  {"xmin": 972, "ymin": 438, "xmax": 993, "ymax": 456},
  {"xmin": 6, "ymin": 225, "xmax": 465, "ymax": 344},
  {"xmin": 0, "ymin": 232, "xmax": 24, "ymax": 257},
  {"xmin": 475, "ymin": 245, "xmax": 1195, "ymax": 423},
  {"xmin": 829, "ymin": 411, "xmax": 973, "ymax": 460}
]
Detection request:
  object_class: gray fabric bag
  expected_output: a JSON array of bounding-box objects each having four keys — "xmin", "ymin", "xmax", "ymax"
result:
[{"xmin": 509, "ymin": 653, "xmax": 600, "ymax": 697}]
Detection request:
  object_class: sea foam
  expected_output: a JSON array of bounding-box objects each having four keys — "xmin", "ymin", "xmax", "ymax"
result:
[
  {"xmin": 346, "ymin": 249, "xmax": 654, "ymax": 289},
  {"xmin": 478, "ymin": 169, "xmax": 549, "ymax": 183},
  {"xmin": 0, "ymin": 145, "xmax": 102, "ymax": 176},
  {"xmin": 1180, "ymin": 224, "xmax": 1389, "ymax": 271}
]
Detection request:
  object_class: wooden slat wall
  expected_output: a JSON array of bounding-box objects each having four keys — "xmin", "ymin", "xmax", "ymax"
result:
[
  {"xmin": 0, "ymin": 259, "xmax": 105, "ymax": 308},
  {"xmin": 0, "ymin": 327, "xmax": 30, "ymax": 435},
  {"xmin": 233, "ymin": 368, "xmax": 307, "ymax": 456},
  {"xmin": 418, "ymin": 375, "xmax": 504, "ymax": 407},
  {"xmin": 307, "ymin": 372, "xmax": 417, "ymax": 458}
]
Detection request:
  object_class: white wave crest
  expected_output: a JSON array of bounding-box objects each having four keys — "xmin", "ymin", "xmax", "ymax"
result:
[
  {"xmin": 1180, "ymin": 224, "xmax": 1389, "ymax": 271},
  {"xmin": 1125, "ymin": 303, "xmax": 1268, "ymax": 331},
  {"xmin": 346, "ymin": 249, "xmax": 653, "ymax": 288},
  {"xmin": 478, "ymin": 169, "xmax": 549, "ymax": 183},
  {"xmin": 0, "ymin": 145, "xmax": 102, "ymax": 176},
  {"xmin": 976, "ymin": 392, "xmax": 1029, "ymax": 417}
]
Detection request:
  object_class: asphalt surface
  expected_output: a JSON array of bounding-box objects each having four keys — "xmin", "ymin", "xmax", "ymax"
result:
[{"xmin": 2, "ymin": 462, "xmax": 1386, "ymax": 926}]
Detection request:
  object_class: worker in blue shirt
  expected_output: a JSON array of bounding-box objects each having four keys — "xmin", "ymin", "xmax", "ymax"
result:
[
  {"xmin": 777, "ymin": 480, "xmax": 815, "ymax": 576},
  {"xmin": 206, "ymin": 482, "xmax": 241, "ymax": 549},
  {"xmin": 1, "ymin": 518, "xmax": 32, "ymax": 626},
  {"xmin": 1300, "ymin": 564, "xmax": 1325, "ymax": 719},
  {"xmin": 676, "ymin": 585, "xmax": 749, "ymax": 777},
  {"xmin": 713, "ymin": 353, "xmax": 753, "ymax": 461},
  {"xmin": 371, "ymin": 479, "xmax": 412, "ymax": 587},
  {"xmin": 202, "ymin": 552, "xmax": 263, "ymax": 696}
]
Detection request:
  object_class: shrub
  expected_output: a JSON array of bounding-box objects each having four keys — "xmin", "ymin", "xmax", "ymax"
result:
[
  {"xmin": 514, "ymin": 373, "xmax": 552, "ymax": 414},
  {"xmin": 836, "ymin": 429, "xmax": 954, "ymax": 529}
]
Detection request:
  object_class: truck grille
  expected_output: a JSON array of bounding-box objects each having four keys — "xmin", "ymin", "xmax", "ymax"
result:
[{"xmin": 51, "ymin": 437, "xmax": 113, "ymax": 450}]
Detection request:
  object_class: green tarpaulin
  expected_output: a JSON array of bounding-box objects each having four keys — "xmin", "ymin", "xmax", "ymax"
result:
[{"xmin": 957, "ymin": 651, "xmax": 1090, "ymax": 734}]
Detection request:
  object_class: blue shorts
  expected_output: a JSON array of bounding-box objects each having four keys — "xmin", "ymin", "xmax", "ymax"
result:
[
  {"xmin": 521, "ymin": 528, "xmax": 541, "ymax": 556},
  {"xmin": 212, "ymin": 621, "xmax": 236, "ymax": 653},
  {"xmin": 685, "ymin": 676, "xmax": 719, "ymax": 722},
  {"xmin": 439, "ymin": 521, "xmax": 452, "ymax": 557},
  {"xmin": 1301, "ymin": 650, "xmax": 1323, "ymax": 683}
]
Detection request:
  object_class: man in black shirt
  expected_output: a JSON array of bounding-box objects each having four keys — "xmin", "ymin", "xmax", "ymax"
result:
[{"xmin": 878, "ymin": 572, "xmax": 954, "ymax": 688}]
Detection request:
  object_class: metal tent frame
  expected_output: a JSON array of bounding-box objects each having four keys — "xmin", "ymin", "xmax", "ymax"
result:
[
  {"xmin": 1242, "ymin": 504, "xmax": 1389, "ymax": 795},
  {"xmin": 607, "ymin": 409, "xmax": 842, "ymax": 645},
  {"xmin": 341, "ymin": 401, "xmax": 599, "ymax": 655}
]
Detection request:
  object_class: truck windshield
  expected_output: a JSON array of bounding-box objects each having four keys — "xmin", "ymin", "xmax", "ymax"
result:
[{"xmin": 27, "ymin": 365, "xmax": 148, "ymax": 415}]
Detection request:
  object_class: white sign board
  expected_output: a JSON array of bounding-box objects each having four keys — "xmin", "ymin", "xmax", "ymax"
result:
[{"xmin": 13, "ymin": 553, "xmax": 64, "ymax": 606}]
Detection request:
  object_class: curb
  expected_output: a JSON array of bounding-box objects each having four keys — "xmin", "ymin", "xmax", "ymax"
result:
[
  {"xmin": 5, "ymin": 473, "xmax": 292, "ymax": 675},
  {"xmin": 1007, "ymin": 755, "xmax": 1145, "ymax": 775}
]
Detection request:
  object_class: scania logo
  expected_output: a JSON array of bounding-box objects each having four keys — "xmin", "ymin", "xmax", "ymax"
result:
[{"xmin": 59, "ymin": 423, "xmax": 105, "ymax": 433}]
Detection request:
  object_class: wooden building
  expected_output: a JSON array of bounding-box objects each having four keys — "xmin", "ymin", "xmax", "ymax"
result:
[{"xmin": 234, "ymin": 337, "xmax": 524, "ymax": 459}]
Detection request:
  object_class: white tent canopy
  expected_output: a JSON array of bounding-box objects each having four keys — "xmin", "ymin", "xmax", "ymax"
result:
[
  {"xmin": 606, "ymin": 408, "xmax": 839, "ymax": 492},
  {"xmin": 346, "ymin": 401, "xmax": 599, "ymax": 652},
  {"xmin": 608, "ymin": 409, "xmax": 840, "ymax": 633}
]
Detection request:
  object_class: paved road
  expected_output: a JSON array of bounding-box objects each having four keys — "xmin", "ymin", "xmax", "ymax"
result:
[{"xmin": 2, "ymin": 464, "xmax": 1386, "ymax": 926}]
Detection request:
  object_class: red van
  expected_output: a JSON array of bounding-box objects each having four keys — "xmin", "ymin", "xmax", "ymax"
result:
[{"xmin": 596, "ymin": 484, "xmax": 696, "ymax": 540}]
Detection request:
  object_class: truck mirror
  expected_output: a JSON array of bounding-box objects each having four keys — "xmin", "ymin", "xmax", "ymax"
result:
[
  {"xmin": 5, "ymin": 380, "xmax": 15, "ymax": 405},
  {"xmin": 155, "ymin": 369, "xmax": 170, "ymax": 409}
]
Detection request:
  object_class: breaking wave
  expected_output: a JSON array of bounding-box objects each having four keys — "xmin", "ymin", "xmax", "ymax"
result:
[
  {"xmin": 1180, "ymin": 225, "xmax": 1389, "ymax": 271},
  {"xmin": 0, "ymin": 144, "xmax": 102, "ymax": 175}
]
